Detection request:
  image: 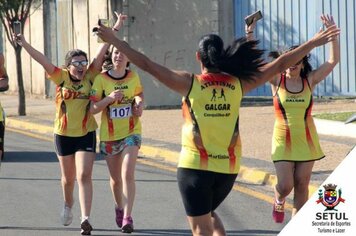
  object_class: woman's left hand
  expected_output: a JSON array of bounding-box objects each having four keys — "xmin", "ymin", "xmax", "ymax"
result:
[
  {"xmin": 112, "ymin": 11, "xmax": 128, "ymax": 31},
  {"xmin": 132, "ymin": 101, "xmax": 143, "ymax": 117}
]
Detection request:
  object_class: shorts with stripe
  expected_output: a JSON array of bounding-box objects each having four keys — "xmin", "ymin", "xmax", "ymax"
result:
[{"xmin": 54, "ymin": 131, "xmax": 96, "ymax": 156}]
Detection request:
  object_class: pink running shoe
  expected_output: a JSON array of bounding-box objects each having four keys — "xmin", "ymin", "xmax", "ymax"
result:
[
  {"xmin": 115, "ymin": 208, "xmax": 124, "ymax": 228},
  {"xmin": 272, "ymin": 200, "xmax": 285, "ymax": 223},
  {"xmin": 122, "ymin": 216, "xmax": 134, "ymax": 233}
]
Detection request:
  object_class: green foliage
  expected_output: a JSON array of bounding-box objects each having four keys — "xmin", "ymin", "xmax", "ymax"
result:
[
  {"xmin": 314, "ymin": 112, "xmax": 356, "ymax": 122},
  {"xmin": 0, "ymin": 0, "xmax": 40, "ymax": 48}
]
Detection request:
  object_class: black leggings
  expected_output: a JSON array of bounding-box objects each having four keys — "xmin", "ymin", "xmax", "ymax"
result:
[{"xmin": 177, "ymin": 168, "xmax": 237, "ymax": 216}]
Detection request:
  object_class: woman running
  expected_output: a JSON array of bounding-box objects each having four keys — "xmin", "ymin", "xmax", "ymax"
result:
[{"xmin": 95, "ymin": 16, "xmax": 339, "ymax": 235}]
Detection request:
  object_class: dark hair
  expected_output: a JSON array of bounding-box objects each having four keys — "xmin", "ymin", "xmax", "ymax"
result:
[
  {"xmin": 268, "ymin": 45, "xmax": 312, "ymax": 78},
  {"xmin": 197, "ymin": 34, "xmax": 265, "ymax": 82},
  {"xmin": 64, "ymin": 49, "xmax": 88, "ymax": 67},
  {"xmin": 103, "ymin": 46, "xmax": 130, "ymax": 71}
]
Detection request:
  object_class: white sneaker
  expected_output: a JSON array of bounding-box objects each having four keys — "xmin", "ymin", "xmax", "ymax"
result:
[{"xmin": 61, "ymin": 205, "xmax": 73, "ymax": 226}]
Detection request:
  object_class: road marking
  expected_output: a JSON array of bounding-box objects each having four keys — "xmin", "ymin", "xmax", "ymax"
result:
[
  {"xmin": 138, "ymin": 155, "xmax": 293, "ymax": 211},
  {"xmin": 7, "ymin": 127, "xmax": 53, "ymax": 142},
  {"xmin": 7, "ymin": 127, "xmax": 293, "ymax": 211}
]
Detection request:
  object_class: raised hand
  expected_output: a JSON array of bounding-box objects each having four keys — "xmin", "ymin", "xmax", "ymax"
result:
[
  {"xmin": 97, "ymin": 22, "xmax": 118, "ymax": 45},
  {"xmin": 245, "ymin": 17, "xmax": 257, "ymax": 33},
  {"xmin": 310, "ymin": 24, "xmax": 340, "ymax": 47},
  {"xmin": 113, "ymin": 12, "xmax": 128, "ymax": 31},
  {"xmin": 321, "ymin": 14, "xmax": 335, "ymax": 28}
]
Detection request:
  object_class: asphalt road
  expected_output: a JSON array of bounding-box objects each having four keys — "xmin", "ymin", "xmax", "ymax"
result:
[{"xmin": 0, "ymin": 130, "xmax": 291, "ymax": 236}]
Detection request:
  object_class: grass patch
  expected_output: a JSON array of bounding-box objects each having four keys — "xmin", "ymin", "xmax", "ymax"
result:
[{"xmin": 313, "ymin": 112, "xmax": 356, "ymax": 122}]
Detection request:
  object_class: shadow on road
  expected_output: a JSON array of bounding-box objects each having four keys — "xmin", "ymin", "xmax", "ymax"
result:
[
  {"xmin": 0, "ymin": 226, "xmax": 280, "ymax": 235},
  {"xmin": 3, "ymin": 151, "xmax": 57, "ymax": 162}
]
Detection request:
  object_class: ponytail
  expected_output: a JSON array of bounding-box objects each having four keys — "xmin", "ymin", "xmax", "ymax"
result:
[
  {"xmin": 198, "ymin": 34, "xmax": 265, "ymax": 82},
  {"xmin": 218, "ymin": 38, "xmax": 265, "ymax": 82}
]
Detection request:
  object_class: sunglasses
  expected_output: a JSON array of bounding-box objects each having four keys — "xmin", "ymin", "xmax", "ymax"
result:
[{"xmin": 71, "ymin": 60, "xmax": 88, "ymax": 67}]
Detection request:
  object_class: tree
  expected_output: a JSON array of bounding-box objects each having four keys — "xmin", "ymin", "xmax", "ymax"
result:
[{"xmin": 0, "ymin": 0, "xmax": 40, "ymax": 115}]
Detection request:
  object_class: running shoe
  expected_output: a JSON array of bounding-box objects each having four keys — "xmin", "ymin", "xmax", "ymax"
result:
[
  {"xmin": 272, "ymin": 200, "xmax": 285, "ymax": 223},
  {"xmin": 80, "ymin": 219, "xmax": 93, "ymax": 235},
  {"xmin": 121, "ymin": 216, "xmax": 134, "ymax": 233},
  {"xmin": 115, "ymin": 207, "xmax": 124, "ymax": 228},
  {"xmin": 60, "ymin": 205, "xmax": 73, "ymax": 226}
]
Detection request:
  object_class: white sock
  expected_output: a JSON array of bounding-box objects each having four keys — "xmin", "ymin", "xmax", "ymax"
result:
[
  {"xmin": 275, "ymin": 198, "xmax": 285, "ymax": 205},
  {"xmin": 81, "ymin": 216, "xmax": 90, "ymax": 223}
]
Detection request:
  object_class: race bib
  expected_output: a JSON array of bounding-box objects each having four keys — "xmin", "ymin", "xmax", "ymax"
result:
[{"xmin": 110, "ymin": 105, "xmax": 132, "ymax": 119}]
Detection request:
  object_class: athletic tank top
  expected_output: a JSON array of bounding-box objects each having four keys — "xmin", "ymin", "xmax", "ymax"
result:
[
  {"xmin": 272, "ymin": 74, "xmax": 324, "ymax": 162},
  {"xmin": 90, "ymin": 70, "xmax": 143, "ymax": 141},
  {"xmin": 179, "ymin": 73, "xmax": 242, "ymax": 174}
]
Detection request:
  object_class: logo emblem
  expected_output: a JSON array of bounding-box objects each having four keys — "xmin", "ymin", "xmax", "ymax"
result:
[{"xmin": 316, "ymin": 184, "xmax": 345, "ymax": 211}]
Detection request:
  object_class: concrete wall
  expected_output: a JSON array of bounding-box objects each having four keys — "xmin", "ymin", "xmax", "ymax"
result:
[
  {"xmin": 1, "ymin": 0, "xmax": 234, "ymax": 106},
  {"xmin": 127, "ymin": 0, "xmax": 234, "ymax": 106}
]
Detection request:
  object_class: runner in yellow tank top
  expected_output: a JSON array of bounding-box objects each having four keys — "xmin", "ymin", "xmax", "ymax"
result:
[
  {"xmin": 180, "ymin": 73, "xmax": 242, "ymax": 174},
  {"xmin": 90, "ymin": 45, "xmax": 144, "ymax": 233},
  {"xmin": 17, "ymin": 12, "xmax": 125, "ymax": 235},
  {"xmin": 96, "ymin": 14, "xmax": 339, "ymax": 235},
  {"xmin": 90, "ymin": 69, "xmax": 142, "ymax": 141},
  {"xmin": 267, "ymin": 14, "xmax": 340, "ymax": 224},
  {"xmin": 0, "ymin": 53, "xmax": 9, "ymax": 161},
  {"xmin": 49, "ymin": 65, "xmax": 98, "ymax": 137},
  {"xmin": 272, "ymin": 73, "xmax": 324, "ymax": 162}
]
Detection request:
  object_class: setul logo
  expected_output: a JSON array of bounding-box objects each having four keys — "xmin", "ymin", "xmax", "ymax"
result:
[{"xmin": 316, "ymin": 183, "xmax": 345, "ymax": 211}]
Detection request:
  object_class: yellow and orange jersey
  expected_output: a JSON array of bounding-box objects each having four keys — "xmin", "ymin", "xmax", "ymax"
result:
[
  {"xmin": 90, "ymin": 70, "xmax": 143, "ymax": 141},
  {"xmin": 48, "ymin": 65, "xmax": 99, "ymax": 137},
  {"xmin": 179, "ymin": 73, "xmax": 242, "ymax": 174},
  {"xmin": 272, "ymin": 74, "xmax": 324, "ymax": 162}
]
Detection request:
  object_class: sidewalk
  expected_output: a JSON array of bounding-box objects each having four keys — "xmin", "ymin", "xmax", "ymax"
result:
[{"xmin": 2, "ymin": 94, "xmax": 356, "ymax": 190}]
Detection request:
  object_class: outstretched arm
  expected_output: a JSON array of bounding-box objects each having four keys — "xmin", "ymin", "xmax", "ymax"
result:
[
  {"xmin": 96, "ymin": 23, "xmax": 192, "ymax": 96},
  {"xmin": 241, "ymin": 24, "xmax": 340, "ymax": 94},
  {"xmin": 308, "ymin": 14, "xmax": 340, "ymax": 89},
  {"xmin": 16, "ymin": 34, "xmax": 56, "ymax": 75}
]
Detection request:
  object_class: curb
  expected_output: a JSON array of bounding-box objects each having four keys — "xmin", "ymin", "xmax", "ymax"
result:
[
  {"xmin": 314, "ymin": 118, "xmax": 356, "ymax": 138},
  {"xmin": 5, "ymin": 117, "xmax": 319, "ymax": 194}
]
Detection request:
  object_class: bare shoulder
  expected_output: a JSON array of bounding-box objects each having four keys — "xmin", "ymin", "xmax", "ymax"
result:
[{"xmin": 173, "ymin": 70, "xmax": 192, "ymax": 77}]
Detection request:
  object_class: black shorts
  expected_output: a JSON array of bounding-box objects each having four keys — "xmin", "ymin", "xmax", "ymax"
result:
[
  {"xmin": 177, "ymin": 168, "xmax": 237, "ymax": 217},
  {"xmin": 0, "ymin": 121, "xmax": 4, "ymax": 159},
  {"xmin": 54, "ymin": 131, "xmax": 96, "ymax": 156}
]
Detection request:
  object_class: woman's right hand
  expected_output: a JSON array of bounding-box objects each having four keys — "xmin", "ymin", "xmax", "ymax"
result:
[
  {"xmin": 13, "ymin": 33, "xmax": 25, "ymax": 46},
  {"xmin": 245, "ymin": 17, "xmax": 257, "ymax": 34},
  {"xmin": 107, "ymin": 89, "xmax": 124, "ymax": 103}
]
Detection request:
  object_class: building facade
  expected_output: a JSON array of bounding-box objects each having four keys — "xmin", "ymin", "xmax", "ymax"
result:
[{"xmin": 1, "ymin": 0, "xmax": 355, "ymax": 106}]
